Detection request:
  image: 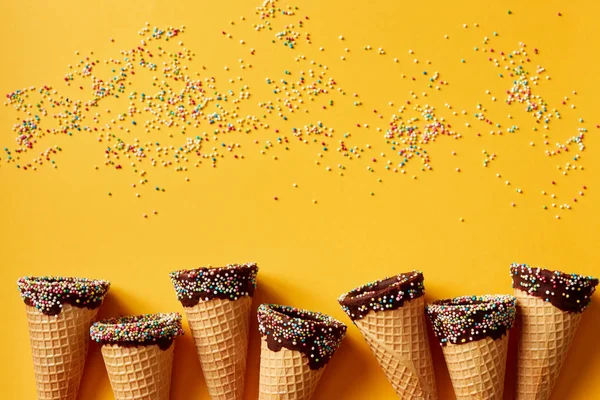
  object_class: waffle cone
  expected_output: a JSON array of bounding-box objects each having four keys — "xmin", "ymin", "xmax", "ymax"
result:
[
  {"xmin": 354, "ymin": 296, "xmax": 437, "ymax": 399},
  {"xmin": 514, "ymin": 289, "xmax": 582, "ymax": 400},
  {"xmin": 101, "ymin": 343, "xmax": 174, "ymax": 400},
  {"xmin": 442, "ymin": 334, "xmax": 509, "ymax": 400},
  {"xmin": 183, "ymin": 296, "xmax": 252, "ymax": 400},
  {"xmin": 25, "ymin": 303, "xmax": 98, "ymax": 400},
  {"xmin": 258, "ymin": 338, "xmax": 325, "ymax": 400}
]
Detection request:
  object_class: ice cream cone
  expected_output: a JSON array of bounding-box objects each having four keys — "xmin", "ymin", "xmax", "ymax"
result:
[
  {"xmin": 101, "ymin": 343, "xmax": 174, "ymax": 400},
  {"xmin": 510, "ymin": 263, "xmax": 598, "ymax": 400},
  {"xmin": 17, "ymin": 276, "xmax": 110, "ymax": 400},
  {"xmin": 25, "ymin": 304, "xmax": 98, "ymax": 400},
  {"xmin": 90, "ymin": 312, "xmax": 184, "ymax": 400},
  {"xmin": 442, "ymin": 334, "xmax": 510, "ymax": 399},
  {"xmin": 338, "ymin": 271, "xmax": 437, "ymax": 399},
  {"xmin": 257, "ymin": 304, "xmax": 346, "ymax": 400},
  {"xmin": 184, "ymin": 296, "xmax": 252, "ymax": 399},
  {"xmin": 170, "ymin": 263, "xmax": 258, "ymax": 400},
  {"xmin": 427, "ymin": 294, "xmax": 516, "ymax": 400},
  {"xmin": 259, "ymin": 338, "xmax": 325, "ymax": 400}
]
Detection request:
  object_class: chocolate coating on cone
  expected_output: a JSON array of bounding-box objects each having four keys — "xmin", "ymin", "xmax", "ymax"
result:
[
  {"xmin": 90, "ymin": 313, "xmax": 184, "ymax": 351},
  {"xmin": 170, "ymin": 263, "xmax": 258, "ymax": 307},
  {"xmin": 338, "ymin": 270, "xmax": 425, "ymax": 321},
  {"xmin": 427, "ymin": 295, "xmax": 516, "ymax": 346},
  {"xmin": 257, "ymin": 304, "xmax": 346, "ymax": 370},
  {"xmin": 511, "ymin": 263, "xmax": 598, "ymax": 313},
  {"xmin": 17, "ymin": 276, "xmax": 110, "ymax": 316}
]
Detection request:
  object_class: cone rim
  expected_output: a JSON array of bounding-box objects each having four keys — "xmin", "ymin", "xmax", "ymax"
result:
[
  {"xmin": 510, "ymin": 263, "xmax": 598, "ymax": 287},
  {"xmin": 428, "ymin": 294, "xmax": 515, "ymax": 310},
  {"xmin": 17, "ymin": 276, "xmax": 110, "ymax": 316},
  {"xmin": 258, "ymin": 303, "xmax": 346, "ymax": 331},
  {"xmin": 338, "ymin": 270, "xmax": 425, "ymax": 307},
  {"xmin": 169, "ymin": 262, "xmax": 258, "ymax": 279},
  {"xmin": 427, "ymin": 294, "xmax": 516, "ymax": 346},
  {"xmin": 510, "ymin": 262, "xmax": 598, "ymax": 313},
  {"xmin": 91, "ymin": 312, "xmax": 184, "ymax": 345}
]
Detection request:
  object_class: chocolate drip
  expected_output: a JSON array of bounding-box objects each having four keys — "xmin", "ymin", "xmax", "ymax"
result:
[
  {"xmin": 338, "ymin": 271, "xmax": 425, "ymax": 321},
  {"xmin": 170, "ymin": 263, "xmax": 258, "ymax": 307},
  {"xmin": 258, "ymin": 304, "xmax": 346, "ymax": 370},
  {"xmin": 427, "ymin": 295, "xmax": 516, "ymax": 346},
  {"xmin": 90, "ymin": 313, "xmax": 184, "ymax": 352},
  {"xmin": 23, "ymin": 296, "xmax": 104, "ymax": 316},
  {"xmin": 99, "ymin": 337, "xmax": 175, "ymax": 351},
  {"xmin": 511, "ymin": 263, "xmax": 598, "ymax": 313},
  {"xmin": 17, "ymin": 276, "xmax": 110, "ymax": 316}
]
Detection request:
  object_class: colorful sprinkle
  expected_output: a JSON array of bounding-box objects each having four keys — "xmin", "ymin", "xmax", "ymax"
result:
[
  {"xmin": 90, "ymin": 313, "xmax": 184, "ymax": 350},
  {"xmin": 257, "ymin": 304, "xmax": 346, "ymax": 370},
  {"xmin": 511, "ymin": 263, "xmax": 598, "ymax": 313},
  {"xmin": 170, "ymin": 263, "xmax": 258, "ymax": 307},
  {"xmin": 338, "ymin": 271, "xmax": 425, "ymax": 320},
  {"xmin": 427, "ymin": 294, "xmax": 516, "ymax": 345},
  {"xmin": 17, "ymin": 276, "xmax": 110, "ymax": 316}
]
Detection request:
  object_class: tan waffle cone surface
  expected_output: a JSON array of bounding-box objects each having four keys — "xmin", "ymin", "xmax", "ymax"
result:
[
  {"xmin": 442, "ymin": 334, "xmax": 509, "ymax": 400},
  {"xmin": 101, "ymin": 343, "xmax": 174, "ymax": 400},
  {"xmin": 514, "ymin": 289, "xmax": 582, "ymax": 400},
  {"xmin": 354, "ymin": 296, "xmax": 437, "ymax": 399},
  {"xmin": 25, "ymin": 303, "xmax": 98, "ymax": 400},
  {"xmin": 184, "ymin": 296, "xmax": 252, "ymax": 400},
  {"xmin": 259, "ymin": 338, "xmax": 325, "ymax": 400}
]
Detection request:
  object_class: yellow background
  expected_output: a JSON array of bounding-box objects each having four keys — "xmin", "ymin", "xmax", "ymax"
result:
[{"xmin": 1, "ymin": 0, "xmax": 599, "ymax": 399}]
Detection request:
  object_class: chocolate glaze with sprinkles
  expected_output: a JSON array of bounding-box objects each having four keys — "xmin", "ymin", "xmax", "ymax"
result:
[
  {"xmin": 511, "ymin": 263, "xmax": 598, "ymax": 313},
  {"xmin": 170, "ymin": 263, "xmax": 258, "ymax": 307},
  {"xmin": 257, "ymin": 304, "xmax": 346, "ymax": 370},
  {"xmin": 17, "ymin": 276, "xmax": 110, "ymax": 316},
  {"xmin": 427, "ymin": 295, "xmax": 516, "ymax": 346},
  {"xmin": 90, "ymin": 313, "xmax": 184, "ymax": 351},
  {"xmin": 338, "ymin": 271, "xmax": 425, "ymax": 321}
]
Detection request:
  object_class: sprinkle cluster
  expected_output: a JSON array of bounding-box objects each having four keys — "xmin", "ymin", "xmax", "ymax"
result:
[
  {"xmin": 426, "ymin": 295, "xmax": 516, "ymax": 346},
  {"xmin": 257, "ymin": 304, "xmax": 346, "ymax": 370},
  {"xmin": 338, "ymin": 271, "xmax": 425, "ymax": 320},
  {"xmin": 170, "ymin": 263, "xmax": 258, "ymax": 307},
  {"xmin": 17, "ymin": 276, "xmax": 110, "ymax": 316},
  {"xmin": 511, "ymin": 263, "xmax": 598, "ymax": 313},
  {"xmin": 90, "ymin": 313, "xmax": 184, "ymax": 350},
  {"xmin": 1, "ymin": 2, "xmax": 592, "ymax": 219}
]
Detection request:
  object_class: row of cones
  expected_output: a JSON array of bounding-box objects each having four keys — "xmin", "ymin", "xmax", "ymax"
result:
[
  {"xmin": 25, "ymin": 298, "xmax": 339, "ymax": 400},
  {"xmin": 337, "ymin": 265, "xmax": 598, "ymax": 400},
  {"xmin": 18, "ymin": 262, "xmax": 598, "ymax": 400},
  {"xmin": 18, "ymin": 265, "xmax": 348, "ymax": 400}
]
